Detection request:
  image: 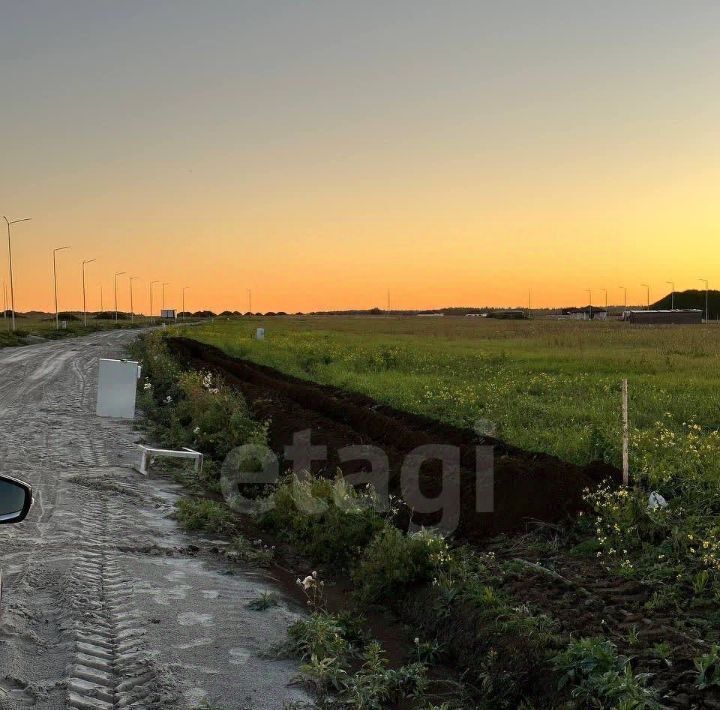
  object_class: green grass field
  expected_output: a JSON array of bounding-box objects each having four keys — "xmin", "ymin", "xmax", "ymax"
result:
[
  {"xmin": 179, "ymin": 316, "xmax": 720, "ymax": 475},
  {"xmin": 0, "ymin": 314, "xmax": 151, "ymax": 348}
]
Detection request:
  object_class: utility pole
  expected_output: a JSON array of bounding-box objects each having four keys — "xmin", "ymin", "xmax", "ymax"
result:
[
  {"xmin": 162, "ymin": 282, "xmax": 169, "ymax": 312},
  {"xmin": 700, "ymin": 279, "xmax": 709, "ymax": 322},
  {"xmin": 4, "ymin": 216, "xmax": 31, "ymax": 332},
  {"xmin": 114, "ymin": 271, "xmax": 126, "ymax": 322},
  {"xmin": 53, "ymin": 246, "xmax": 70, "ymax": 329},
  {"xmin": 82, "ymin": 259, "xmax": 96, "ymax": 326},
  {"xmin": 666, "ymin": 281, "xmax": 675, "ymax": 310},
  {"xmin": 601, "ymin": 288, "xmax": 608, "ymax": 312},
  {"xmin": 182, "ymin": 286, "xmax": 189, "ymax": 320}
]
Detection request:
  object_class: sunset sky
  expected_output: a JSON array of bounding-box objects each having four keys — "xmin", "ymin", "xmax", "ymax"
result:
[{"xmin": 2, "ymin": 1, "xmax": 720, "ymax": 313}]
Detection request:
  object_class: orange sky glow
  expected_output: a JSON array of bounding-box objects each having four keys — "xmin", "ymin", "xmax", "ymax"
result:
[{"xmin": 2, "ymin": 2, "xmax": 720, "ymax": 314}]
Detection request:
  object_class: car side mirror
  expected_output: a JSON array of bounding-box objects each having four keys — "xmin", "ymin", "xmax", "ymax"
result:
[{"xmin": 0, "ymin": 476, "xmax": 32, "ymax": 525}]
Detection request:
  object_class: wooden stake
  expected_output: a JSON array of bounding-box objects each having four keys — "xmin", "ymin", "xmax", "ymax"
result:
[{"xmin": 622, "ymin": 378, "xmax": 629, "ymax": 486}]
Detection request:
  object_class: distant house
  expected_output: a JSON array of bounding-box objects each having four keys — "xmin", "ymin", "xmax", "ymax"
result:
[
  {"xmin": 560, "ymin": 307, "xmax": 607, "ymax": 321},
  {"xmin": 623, "ymin": 309, "xmax": 703, "ymax": 325}
]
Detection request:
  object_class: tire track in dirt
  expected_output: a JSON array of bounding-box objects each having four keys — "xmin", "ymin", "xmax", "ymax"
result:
[{"xmin": 65, "ymin": 497, "xmax": 163, "ymax": 709}]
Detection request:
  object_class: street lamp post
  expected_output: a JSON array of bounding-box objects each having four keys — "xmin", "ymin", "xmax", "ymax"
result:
[
  {"xmin": 527, "ymin": 288, "xmax": 531, "ymax": 318},
  {"xmin": 601, "ymin": 288, "xmax": 608, "ymax": 312},
  {"xmin": 641, "ymin": 284, "xmax": 650, "ymax": 310},
  {"xmin": 129, "ymin": 277, "xmax": 139, "ymax": 322},
  {"xmin": 82, "ymin": 259, "xmax": 96, "ymax": 327},
  {"xmin": 114, "ymin": 271, "xmax": 126, "ymax": 322},
  {"xmin": 699, "ymin": 279, "xmax": 709, "ymax": 323},
  {"xmin": 666, "ymin": 281, "xmax": 675, "ymax": 310},
  {"xmin": 53, "ymin": 246, "xmax": 70, "ymax": 329},
  {"xmin": 619, "ymin": 286, "xmax": 627, "ymax": 310},
  {"xmin": 149, "ymin": 280, "xmax": 159, "ymax": 322},
  {"xmin": 586, "ymin": 289, "xmax": 592, "ymax": 320},
  {"xmin": 162, "ymin": 282, "xmax": 169, "ymax": 313},
  {"xmin": 182, "ymin": 286, "xmax": 189, "ymax": 320},
  {"xmin": 4, "ymin": 216, "xmax": 31, "ymax": 332}
]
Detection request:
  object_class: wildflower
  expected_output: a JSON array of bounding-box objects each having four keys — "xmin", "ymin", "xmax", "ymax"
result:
[
  {"xmin": 193, "ymin": 426, "xmax": 200, "ymax": 435},
  {"xmin": 143, "ymin": 382, "xmax": 152, "ymax": 390}
]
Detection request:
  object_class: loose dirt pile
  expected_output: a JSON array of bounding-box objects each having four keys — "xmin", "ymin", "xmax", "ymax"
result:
[{"xmin": 168, "ymin": 337, "xmax": 620, "ymax": 542}]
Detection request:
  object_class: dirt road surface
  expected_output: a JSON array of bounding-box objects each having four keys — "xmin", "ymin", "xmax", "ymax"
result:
[{"xmin": 0, "ymin": 331, "xmax": 310, "ymax": 709}]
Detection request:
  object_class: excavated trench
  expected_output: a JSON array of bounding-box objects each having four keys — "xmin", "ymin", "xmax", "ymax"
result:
[{"xmin": 168, "ymin": 337, "xmax": 620, "ymax": 542}]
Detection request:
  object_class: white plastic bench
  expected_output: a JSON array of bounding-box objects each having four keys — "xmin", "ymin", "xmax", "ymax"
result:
[{"xmin": 135, "ymin": 445, "xmax": 204, "ymax": 477}]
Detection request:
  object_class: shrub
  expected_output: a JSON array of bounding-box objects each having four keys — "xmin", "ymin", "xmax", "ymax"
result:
[
  {"xmin": 132, "ymin": 333, "xmax": 268, "ymax": 482},
  {"xmin": 332, "ymin": 641, "xmax": 428, "ymax": 708},
  {"xmin": 260, "ymin": 474, "xmax": 386, "ymax": 568},
  {"xmin": 228, "ymin": 535, "xmax": 274, "ymax": 567},
  {"xmin": 174, "ymin": 499, "xmax": 238, "ymax": 536},
  {"xmin": 284, "ymin": 614, "xmax": 430, "ymax": 707},
  {"xmin": 283, "ymin": 612, "xmax": 355, "ymax": 664},
  {"xmin": 553, "ymin": 637, "xmax": 659, "ymax": 708},
  {"xmin": 694, "ymin": 645, "xmax": 720, "ymax": 690},
  {"xmin": 169, "ymin": 370, "xmax": 267, "ymax": 460},
  {"xmin": 353, "ymin": 527, "xmax": 449, "ymax": 606}
]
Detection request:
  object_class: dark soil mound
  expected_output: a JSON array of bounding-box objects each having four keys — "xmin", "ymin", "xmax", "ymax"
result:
[{"xmin": 167, "ymin": 337, "xmax": 620, "ymax": 542}]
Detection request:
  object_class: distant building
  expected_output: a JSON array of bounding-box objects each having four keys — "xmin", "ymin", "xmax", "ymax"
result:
[
  {"xmin": 160, "ymin": 309, "xmax": 177, "ymax": 320},
  {"xmin": 560, "ymin": 307, "xmax": 607, "ymax": 321},
  {"xmin": 623, "ymin": 309, "xmax": 703, "ymax": 325}
]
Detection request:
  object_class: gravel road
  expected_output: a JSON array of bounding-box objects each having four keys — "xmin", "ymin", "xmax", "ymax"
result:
[{"xmin": 0, "ymin": 330, "xmax": 310, "ymax": 709}]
